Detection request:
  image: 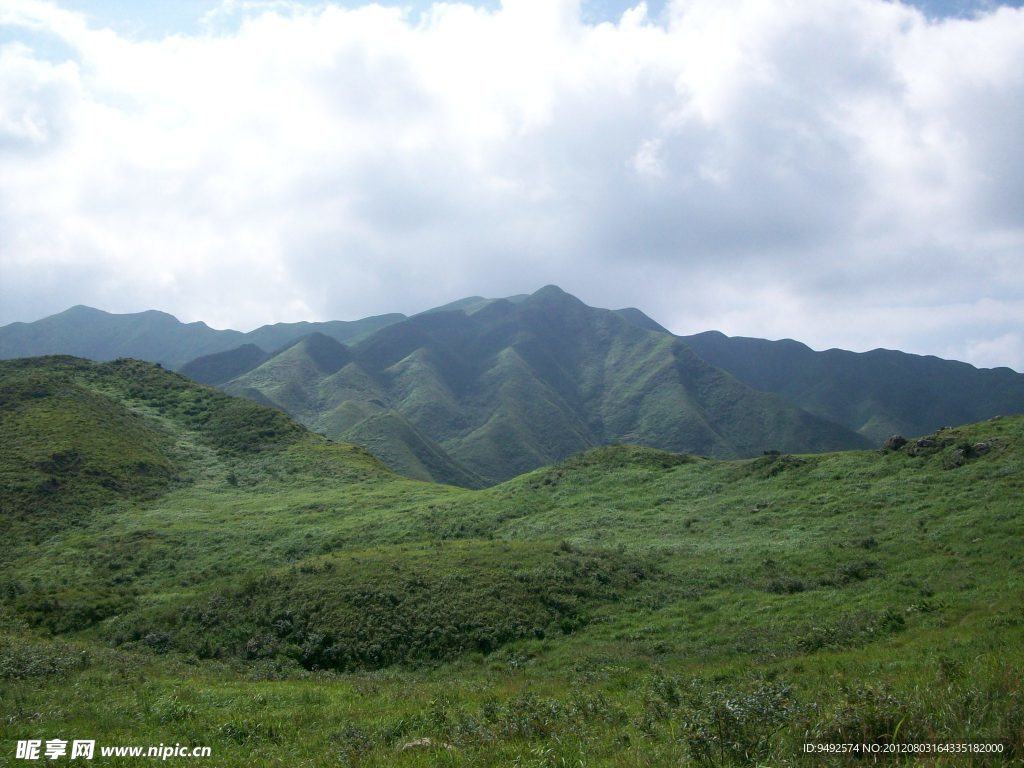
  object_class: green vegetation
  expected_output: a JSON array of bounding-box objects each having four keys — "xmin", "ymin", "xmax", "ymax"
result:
[
  {"xmin": 336, "ymin": 410, "xmax": 486, "ymax": 488},
  {"xmin": 1, "ymin": 357, "xmax": 1022, "ymax": 766},
  {"xmin": 179, "ymin": 344, "xmax": 270, "ymax": 386},
  {"xmin": 106, "ymin": 541, "xmax": 652, "ymax": 670},
  {"xmin": 217, "ymin": 286, "xmax": 870, "ymax": 485},
  {"xmin": 9, "ymin": 288, "xmax": 1022, "ymax": 490},
  {"xmin": 682, "ymin": 330, "xmax": 1024, "ymax": 443}
]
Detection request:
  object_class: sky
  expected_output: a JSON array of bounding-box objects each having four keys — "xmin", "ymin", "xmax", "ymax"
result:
[{"xmin": 1, "ymin": 0, "xmax": 1022, "ymax": 371}]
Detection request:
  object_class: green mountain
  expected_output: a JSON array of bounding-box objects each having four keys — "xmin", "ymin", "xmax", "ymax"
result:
[
  {"xmin": 681, "ymin": 331, "xmax": 1024, "ymax": 443},
  {"xmin": 0, "ymin": 305, "xmax": 405, "ymax": 368},
  {"xmin": 1, "ymin": 356, "xmax": 1021, "ymax": 766},
  {"xmin": 244, "ymin": 314, "xmax": 405, "ymax": 352},
  {"xmin": 7, "ymin": 289, "xmax": 1022, "ymax": 489},
  {"xmin": 178, "ymin": 343, "xmax": 270, "ymax": 386},
  {"xmin": 332, "ymin": 408, "xmax": 485, "ymax": 488},
  {"xmin": 215, "ymin": 286, "xmax": 868, "ymax": 484},
  {"xmin": 612, "ymin": 306, "xmax": 670, "ymax": 333},
  {"xmin": 0, "ymin": 306, "xmax": 246, "ymax": 369}
]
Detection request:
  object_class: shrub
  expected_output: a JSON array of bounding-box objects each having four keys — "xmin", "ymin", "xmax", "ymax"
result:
[
  {"xmin": 108, "ymin": 543, "xmax": 657, "ymax": 672},
  {"xmin": 677, "ymin": 678, "xmax": 796, "ymax": 767},
  {"xmin": 0, "ymin": 634, "xmax": 91, "ymax": 680}
]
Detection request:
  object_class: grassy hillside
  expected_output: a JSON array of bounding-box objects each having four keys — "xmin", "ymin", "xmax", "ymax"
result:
[
  {"xmin": 0, "ymin": 356, "xmax": 376, "ymax": 545},
  {"xmin": 682, "ymin": 331, "xmax": 1024, "ymax": 443},
  {"xmin": 337, "ymin": 408, "xmax": 486, "ymax": 488},
  {"xmin": 0, "ymin": 357, "xmax": 182, "ymax": 543},
  {"xmin": 1, "ymin": 357, "xmax": 1021, "ymax": 765}
]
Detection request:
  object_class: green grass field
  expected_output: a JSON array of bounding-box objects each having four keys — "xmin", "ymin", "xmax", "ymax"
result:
[{"xmin": 1, "ymin": 357, "xmax": 1022, "ymax": 766}]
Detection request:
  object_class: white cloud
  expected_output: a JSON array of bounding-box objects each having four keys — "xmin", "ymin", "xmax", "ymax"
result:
[
  {"xmin": 960, "ymin": 332, "xmax": 1024, "ymax": 372},
  {"xmin": 0, "ymin": 0, "xmax": 1021, "ymax": 370}
]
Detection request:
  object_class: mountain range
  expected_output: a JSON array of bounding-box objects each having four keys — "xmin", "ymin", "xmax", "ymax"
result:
[
  {"xmin": 3, "ymin": 286, "xmax": 1022, "ymax": 485},
  {"xmin": 0, "ymin": 303, "xmax": 403, "ymax": 369},
  {"xmin": 680, "ymin": 330, "xmax": 1024, "ymax": 444}
]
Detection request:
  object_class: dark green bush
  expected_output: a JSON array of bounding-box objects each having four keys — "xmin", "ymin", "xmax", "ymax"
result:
[{"xmin": 107, "ymin": 543, "xmax": 656, "ymax": 671}]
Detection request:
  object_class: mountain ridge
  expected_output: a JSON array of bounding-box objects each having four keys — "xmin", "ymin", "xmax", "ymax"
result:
[
  {"xmin": 681, "ymin": 330, "xmax": 1024, "ymax": 443},
  {"xmin": 0, "ymin": 306, "xmax": 407, "ymax": 368},
  {"xmin": 3, "ymin": 288, "xmax": 1022, "ymax": 485},
  {"xmin": 210, "ymin": 286, "xmax": 871, "ymax": 484}
]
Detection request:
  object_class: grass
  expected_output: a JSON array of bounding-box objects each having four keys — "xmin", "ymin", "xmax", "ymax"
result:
[{"xmin": 1, "ymin": 357, "xmax": 1022, "ymax": 765}]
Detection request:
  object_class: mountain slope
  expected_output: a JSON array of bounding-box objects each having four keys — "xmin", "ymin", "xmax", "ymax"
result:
[
  {"xmin": 0, "ymin": 356, "xmax": 393, "ymax": 549},
  {"xmin": 224, "ymin": 333, "xmax": 352, "ymax": 417},
  {"xmin": 0, "ymin": 357, "xmax": 182, "ymax": 541},
  {"xmin": 219, "ymin": 336, "xmax": 481, "ymax": 487},
  {"xmin": 613, "ymin": 306, "xmax": 669, "ymax": 333},
  {"xmin": 681, "ymin": 331, "xmax": 1024, "ymax": 443},
  {"xmin": 218, "ymin": 286, "xmax": 869, "ymax": 484},
  {"xmin": 336, "ymin": 408, "xmax": 485, "ymax": 487},
  {"xmin": 178, "ymin": 343, "xmax": 271, "ymax": 386}
]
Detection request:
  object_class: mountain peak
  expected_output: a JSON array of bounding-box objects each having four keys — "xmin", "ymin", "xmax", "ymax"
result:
[
  {"xmin": 61, "ymin": 305, "xmax": 107, "ymax": 317},
  {"xmin": 525, "ymin": 285, "xmax": 588, "ymax": 310},
  {"xmin": 532, "ymin": 285, "xmax": 570, "ymax": 298}
]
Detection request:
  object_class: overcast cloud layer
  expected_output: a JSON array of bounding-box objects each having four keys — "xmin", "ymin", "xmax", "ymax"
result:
[{"xmin": 1, "ymin": 0, "xmax": 1022, "ymax": 370}]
